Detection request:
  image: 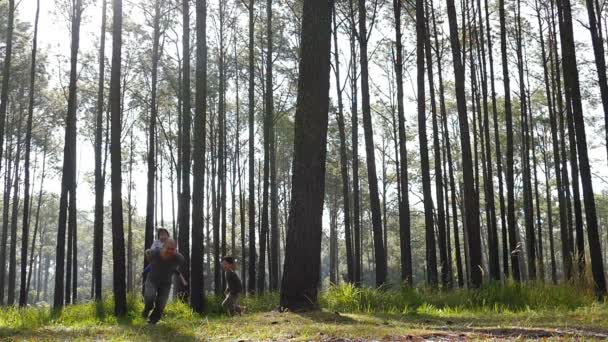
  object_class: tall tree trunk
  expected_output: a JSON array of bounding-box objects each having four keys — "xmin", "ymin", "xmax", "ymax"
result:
[
  {"xmin": 247, "ymin": 0, "xmax": 257, "ymax": 295},
  {"xmin": 347, "ymin": 0, "xmax": 362, "ymax": 285},
  {"xmin": 267, "ymin": 0, "xmax": 280, "ymax": 292},
  {"xmin": 431, "ymin": 3, "xmax": 462, "ymax": 288},
  {"xmin": 54, "ymin": 0, "xmax": 82, "ymax": 310},
  {"xmin": 393, "ymin": 0, "xmax": 412, "ymax": 286},
  {"xmin": 584, "ymin": 0, "xmax": 608, "ymax": 164},
  {"xmin": 259, "ymin": 0, "xmax": 271, "ymax": 292},
  {"xmin": 358, "ymin": 0, "xmax": 387, "ymax": 287},
  {"xmin": 498, "ymin": 0, "xmax": 521, "ymax": 282},
  {"xmin": 536, "ymin": 0, "xmax": 567, "ymax": 285},
  {"xmin": 332, "ymin": 4, "xmax": 354, "ymax": 283},
  {"xmin": 516, "ymin": 0, "xmax": 536, "ymax": 280},
  {"xmin": 191, "ymin": 0, "xmax": 207, "ymax": 313},
  {"xmin": 542, "ymin": 134, "xmax": 559, "ymax": 284},
  {"xmin": 424, "ymin": 0, "xmax": 446, "ymax": 287},
  {"xmin": 0, "ymin": 116, "xmax": 14, "ymax": 305},
  {"xmin": 475, "ymin": 0, "xmax": 500, "ymax": 281},
  {"xmin": 484, "ymin": 0, "xmax": 508, "ymax": 280},
  {"xmin": 179, "ymin": 0, "xmax": 192, "ymax": 300},
  {"xmin": 8, "ymin": 111, "xmax": 23, "ymax": 306},
  {"xmin": 279, "ymin": 0, "xmax": 331, "ymax": 310},
  {"xmin": 145, "ymin": 0, "xmax": 162, "ymax": 281},
  {"xmin": 0, "ymin": 0, "xmax": 15, "ymax": 174},
  {"xmin": 19, "ymin": 0, "xmax": 40, "ymax": 307},
  {"xmin": 26, "ymin": 141, "xmax": 47, "ymax": 300},
  {"xmin": 557, "ymin": 0, "xmax": 607, "ymax": 296},
  {"xmin": 127, "ymin": 131, "xmax": 134, "ymax": 293},
  {"xmin": 110, "ymin": 0, "xmax": 127, "ymax": 316},
  {"xmin": 93, "ymin": 0, "xmax": 107, "ymax": 302},
  {"xmin": 445, "ymin": 0, "xmax": 483, "ymax": 287}
]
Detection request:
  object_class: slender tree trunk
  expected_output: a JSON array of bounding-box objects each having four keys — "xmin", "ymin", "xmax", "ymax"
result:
[
  {"xmin": 424, "ymin": 0, "xmax": 446, "ymax": 287},
  {"xmin": 333, "ymin": 3, "xmax": 354, "ymax": 283},
  {"xmin": 347, "ymin": 0, "xmax": 362, "ymax": 285},
  {"xmin": 498, "ymin": 0, "xmax": 521, "ymax": 282},
  {"xmin": 110, "ymin": 0, "xmax": 127, "ymax": 316},
  {"xmin": 19, "ymin": 0, "xmax": 40, "ymax": 307},
  {"xmin": 358, "ymin": 0, "xmax": 387, "ymax": 287},
  {"xmin": 431, "ymin": 3, "xmax": 462, "ymax": 288},
  {"xmin": 54, "ymin": 0, "xmax": 82, "ymax": 310},
  {"xmin": 267, "ymin": 0, "xmax": 279, "ymax": 292},
  {"xmin": 445, "ymin": 0, "xmax": 483, "ymax": 287},
  {"xmin": 247, "ymin": 0, "xmax": 257, "ymax": 295},
  {"xmin": 0, "ymin": 117, "xmax": 14, "ymax": 305},
  {"xmin": 26, "ymin": 141, "xmax": 47, "ymax": 300},
  {"xmin": 584, "ymin": 0, "xmax": 608, "ymax": 164},
  {"xmin": 8, "ymin": 111, "xmax": 23, "ymax": 306},
  {"xmin": 145, "ymin": 0, "xmax": 162, "ymax": 280},
  {"xmin": 516, "ymin": 0, "xmax": 536, "ymax": 280},
  {"xmin": 93, "ymin": 0, "xmax": 107, "ymax": 302},
  {"xmin": 191, "ymin": 0, "xmax": 207, "ymax": 313},
  {"xmin": 0, "ymin": 0, "xmax": 15, "ymax": 174}
]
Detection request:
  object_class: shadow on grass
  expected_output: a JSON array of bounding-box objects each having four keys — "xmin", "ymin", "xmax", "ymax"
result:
[{"xmin": 294, "ymin": 310, "xmax": 357, "ymax": 325}]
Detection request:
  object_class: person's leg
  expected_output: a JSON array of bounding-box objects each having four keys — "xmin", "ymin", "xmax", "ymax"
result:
[
  {"xmin": 142, "ymin": 280, "xmax": 157, "ymax": 318},
  {"xmin": 222, "ymin": 293, "xmax": 238, "ymax": 315},
  {"xmin": 233, "ymin": 294, "xmax": 242, "ymax": 315},
  {"xmin": 149, "ymin": 284, "xmax": 170, "ymax": 323}
]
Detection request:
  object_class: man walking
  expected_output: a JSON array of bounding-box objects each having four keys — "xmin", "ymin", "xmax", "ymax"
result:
[{"xmin": 143, "ymin": 239, "xmax": 186, "ymax": 324}]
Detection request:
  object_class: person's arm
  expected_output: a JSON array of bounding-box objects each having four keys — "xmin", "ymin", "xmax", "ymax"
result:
[{"xmin": 145, "ymin": 249, "xmax": 159, "ymax": 262}]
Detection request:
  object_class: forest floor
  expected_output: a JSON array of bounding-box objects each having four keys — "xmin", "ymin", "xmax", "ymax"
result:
[{"xmin": 2, "ymin": 284, "xmax": 608, "ymax": 341}]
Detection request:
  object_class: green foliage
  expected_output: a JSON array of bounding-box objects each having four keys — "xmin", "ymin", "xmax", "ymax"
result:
[
  {"xmin": 1, "ymin": 286, "xmax": 607, "ymax": 340},
  {"xmin": 320, "ymin": 282, "xmax": 597, "ymax": 313}
]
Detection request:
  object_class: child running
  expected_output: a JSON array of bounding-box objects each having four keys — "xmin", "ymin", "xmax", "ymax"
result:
[{"xmin": 221, "ymin": 256, "xmax": 243, "ymax": 316}]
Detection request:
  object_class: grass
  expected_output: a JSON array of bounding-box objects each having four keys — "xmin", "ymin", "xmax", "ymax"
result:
[{"xmin": 1, "ymin": 283, "xmax": 607, "ymax": 341}]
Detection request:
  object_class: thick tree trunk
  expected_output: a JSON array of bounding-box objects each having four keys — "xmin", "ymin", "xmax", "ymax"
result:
[{"xmin": 279, "ymin": 0, "xmax": 331, "ymax": 310}]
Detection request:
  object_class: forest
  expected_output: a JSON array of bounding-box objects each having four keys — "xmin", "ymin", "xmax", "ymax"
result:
[{"xmin": 2, "ymin": 0, "xmax": 608, "ymax": 338}]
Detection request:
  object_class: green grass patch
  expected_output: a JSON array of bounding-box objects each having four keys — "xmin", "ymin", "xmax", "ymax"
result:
[{"xmin": 0, "ymin": 283, "xmax": 606, "ymax": 341}]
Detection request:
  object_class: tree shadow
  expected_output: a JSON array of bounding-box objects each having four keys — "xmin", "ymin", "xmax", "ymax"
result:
[{"xmin": 292, "ymin": 310, "xmax": 357, "ymax": 325}]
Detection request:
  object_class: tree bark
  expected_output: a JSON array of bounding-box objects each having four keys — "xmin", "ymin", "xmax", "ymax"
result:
[
  {"xmin": 358, "ymin": 0, "xmax": 387, "ymax": 287},
  {"xmin": 54, "ymin": 0, "xmax": 82, "ymax": 310},
  {"xmin": 19, "ymin": 0, "xmax": 40, "ymax": 307},
  {"xmin": 445, "ymin": 0, "xmax": 483, "ymax": 287},
  {"xmin": 191, "ymin": 0, "xmax": 207, "ymax": 313},
  {"xmin": 279, "ymin": 0, "xmax": 332, "ymax": 310},
  {"xmin": 110, "ymin": 0, "xmax": 127, "ymax": 316}
]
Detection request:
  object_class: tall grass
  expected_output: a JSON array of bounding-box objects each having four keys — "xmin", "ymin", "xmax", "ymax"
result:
[{"xmin": 320, "ymin": 282, "xmax": 598, "ymax": 313}]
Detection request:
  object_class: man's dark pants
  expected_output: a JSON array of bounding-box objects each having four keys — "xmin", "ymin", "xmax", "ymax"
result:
[{"xmin": 143, "ymin": 279, "xmax": 170, "ymax": 323}]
